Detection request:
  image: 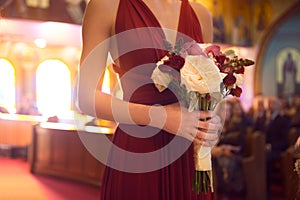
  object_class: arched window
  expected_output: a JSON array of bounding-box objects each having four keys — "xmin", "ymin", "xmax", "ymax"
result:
[
  {"xmin": 36, "ymin": 59, "xmax": 71, "ymax": 117},
  {"xmin": 0, "ymin": 58, "xmax": 16, "ymax": 113}
]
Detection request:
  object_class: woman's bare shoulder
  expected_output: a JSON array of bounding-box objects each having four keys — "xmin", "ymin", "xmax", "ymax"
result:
[
  {"xmin": 80, "ymin": 0, "xmax": 120, "ymax": 62},
  {"xmin": 87, "ymin": 0, "xmax": 119, "ymax": 11},
  {"xmin": 189, "ymin": 2, "xmax": 212, "ymax": 17},
  {"xmin": 189, "ymin": 1, "xmax": 213, "ymax": 42},
  {"xmin": 84, "ymin": 0, "xmax": 119, "ymax": 26}
]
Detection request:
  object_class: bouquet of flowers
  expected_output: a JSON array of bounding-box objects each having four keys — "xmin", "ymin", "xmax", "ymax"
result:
[{"xmin": 151, "ymin": 38, "xmax": 254, "ymax": 195}]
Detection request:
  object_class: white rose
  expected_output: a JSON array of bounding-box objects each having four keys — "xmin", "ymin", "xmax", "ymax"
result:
[
  {"xmin": 180, "ymin": 55, "xmax": 222, "ymax": 94},
  {"xmin": 151, "ymin": 56, "xmax": 173, "ymax": 92}
]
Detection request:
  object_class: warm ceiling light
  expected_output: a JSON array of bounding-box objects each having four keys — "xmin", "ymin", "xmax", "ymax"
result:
[{"xmin": 34, "ymin": 38, "xmax": 47, "ymax": 48}]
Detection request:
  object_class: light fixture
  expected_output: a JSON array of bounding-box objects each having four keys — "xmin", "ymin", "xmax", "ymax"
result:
[{"xmin": 34, "ymin": 38, "xmax": 47, "ymax": 48}]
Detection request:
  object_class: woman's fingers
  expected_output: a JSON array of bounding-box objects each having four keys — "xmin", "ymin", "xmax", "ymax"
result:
[
  {"xmin": 164, "ymin": 104, "xmax": 222, "ymax": 147},
  {"xmin": 197, "ymin": 120, "xmax": 221, "ymax": 132},
  {"xmin": 195, "ymin": 129, "xmax": 219, "ymax": 141},
  {"xmin": 192, "ymin": 114, "xmax": 222, "ymax": 146},
  {"xmin": 186, "ymin": 126, "xmax": 219, "ymax": 147},
  {"xmin": 197, "ymin": 113, "xmax": 223, "ymax": 134},
  {"xmin": 192, "ymin": 136, "xmax": 218, "ymax": 147}
]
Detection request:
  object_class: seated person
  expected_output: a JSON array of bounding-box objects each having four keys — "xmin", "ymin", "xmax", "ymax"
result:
[
  {"xmin": 265, "ymin": 96, "xmax": 291, "ymax": 199},
  {"xmin": 212, "ymin": 99, "xmax": 248, "ymax": 197}
]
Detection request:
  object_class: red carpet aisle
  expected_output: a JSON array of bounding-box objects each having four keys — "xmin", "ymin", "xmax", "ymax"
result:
[
  {"xmin": 0, "ymin": 157, "xmax": 288, "ymax": 200},
  {"xmin": 0, "ymin": 157, "xmax": 101, "ymax": 200}
]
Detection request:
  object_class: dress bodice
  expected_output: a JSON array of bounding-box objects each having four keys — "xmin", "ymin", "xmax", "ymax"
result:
[{"xmin": 112, "ymin": 0, "xmax": 204, "ymax": 105}]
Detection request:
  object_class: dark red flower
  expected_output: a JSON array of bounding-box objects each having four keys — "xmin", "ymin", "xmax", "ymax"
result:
[
  {"xmin": 167, "ymin": 55, "xmax": 185, "ymax": 71},
  {"xmin": 205, "ymin": 94, "xmax": 211, "ymax": 101},
  {"xmin": 215, "ymin": 54, "xmax": 227, "ymax": 65},
  {"xmin": 159, "ymin": 55, "xmax": 184, "ymax": 74},
  {"xmin": 223, "ymin": 73, "xmax": 236, "ymax": 86},
  {"xmin": 234, "ymin": 66, "xmax": 245, "ymax": 74},
  {"xmin": 223, "ymin": 66, "xmax": 233, "ymax": 73},
  {"xmin": 230, "ymin": 86, "xmax": 242, "ymax": 97},
  {"xmin": 205, "ymin": 45, "xmax": 222, "ymax": 57}
]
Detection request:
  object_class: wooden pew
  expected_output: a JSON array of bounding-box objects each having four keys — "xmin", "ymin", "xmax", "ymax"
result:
[
  {"xmin": 242, "ymin": 131, "xmax": 267, "ymax": 200},
  {"xmin": 280, "ymin": 127, "xmax": 300, "ymax": 200}
]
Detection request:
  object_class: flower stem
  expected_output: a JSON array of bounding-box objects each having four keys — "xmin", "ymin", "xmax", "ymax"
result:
[{"xmin": 192, "ymin": 170, "xmax": 212, "ymax": 195}]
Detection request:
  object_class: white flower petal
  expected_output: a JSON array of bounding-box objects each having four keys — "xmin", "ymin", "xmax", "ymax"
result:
[
  {"xmin": 180, "ymin": 55, "xmax": 222, "ymax": 94},
  {"xmin": 151, "ymin": 66, "xmax": 172, "ymax": 92}
]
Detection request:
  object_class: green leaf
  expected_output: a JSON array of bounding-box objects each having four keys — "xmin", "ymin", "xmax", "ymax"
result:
[
  {"xmin": 174, "ymin": 38, "xmax": 183, "ymax": 54},
  {"xmin": 162, "ymin": 39, "xmax": 173, "ymax": 51}
]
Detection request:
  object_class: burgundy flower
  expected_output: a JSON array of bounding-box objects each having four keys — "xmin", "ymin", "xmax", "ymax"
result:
[
  {"xmin": 215, "ymin": 54, "xmax": 227, "ymax": 65},
  {"xmin": 230, "ymin": 86, "xmax": 242, "ymax": 97},
  {"xmin": 170, "ymin": 55, "xmax": 185, "ymax": 70},
  {"xmin": 234, "ymin": 66, "xmax": 245, "ymax": 74},
  {"xmin": 223, "ymin": 73, "xmax": 236, "ymax": 86},
  {"xmin": 205, "ymin": 45, "xmax": 222, "ymax": 57},
  {"xmin": 216, "ymin": 63, "xmax": 222, "ymax": 71},
  {"xmin": 164, "ymin": 55, "xmax": 185, "ymax": 71},
  {"xmin": 222, "ymin": 66, "xmax": 233, "ymax": 73},
  {"xmin": 205, "ymin": 94, "xmax": 211, "ymax": 102}
]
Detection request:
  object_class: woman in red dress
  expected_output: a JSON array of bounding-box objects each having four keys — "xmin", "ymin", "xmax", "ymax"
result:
[{"xmin": 78, "ymin": 0, "xmax": 221, "ymax": 199}]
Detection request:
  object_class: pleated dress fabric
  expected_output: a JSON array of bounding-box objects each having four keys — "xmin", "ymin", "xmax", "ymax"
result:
[{"xmin": 100, "ymin": 0, "xmax": 213, "ymax": 199}]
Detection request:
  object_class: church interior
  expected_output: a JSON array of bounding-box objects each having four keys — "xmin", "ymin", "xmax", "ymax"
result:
[{"xmin": 0, "ymin": 0, "xmax": 300, "ymax": 199}]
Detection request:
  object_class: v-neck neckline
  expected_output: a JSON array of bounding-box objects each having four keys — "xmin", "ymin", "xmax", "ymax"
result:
[{"xmin": 139, "ymin": 0, "xmax": 184, "ymax": 43}]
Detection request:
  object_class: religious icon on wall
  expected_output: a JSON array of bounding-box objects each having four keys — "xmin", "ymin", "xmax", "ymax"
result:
[
  {"xmin": 231, "ymin": 16, "xmax": 252, "ymax": 46},
  {"xmin": 211, "ymin": 0, "xmax": 254, "ymax": 46},
  {"xmin": 211, "ymin": 0, "xmax": 226, "ymax": 43},
  {"xmin": 276, "ymin": 48, "xmax": 300, "ymax": 98},
  {"xmin": 253, "ymin": 0, "xmax": 273, "ymax": 44}
]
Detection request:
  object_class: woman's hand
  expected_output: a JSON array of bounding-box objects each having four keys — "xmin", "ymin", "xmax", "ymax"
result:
[
  {"xmin": 149, "ymin": 103, "xmax": 222, "ymax": 147},
  {"xmin": 212, "ymin": 145, "xmax": 241, "ymax": 157}
]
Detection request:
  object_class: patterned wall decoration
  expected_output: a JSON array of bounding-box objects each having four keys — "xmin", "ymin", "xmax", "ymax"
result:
[{"xmin": 194, "ymin": 0, "xmax": 298, "ymax": 46}]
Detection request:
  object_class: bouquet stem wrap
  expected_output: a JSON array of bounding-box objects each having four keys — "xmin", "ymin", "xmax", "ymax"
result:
[
  {"xmin": 189, "ymin": 93, "xmax": 217, "ymax": 195},
  {"xmin": 193, "ymin": 145, "xmax": 213, "ymax": 194}
]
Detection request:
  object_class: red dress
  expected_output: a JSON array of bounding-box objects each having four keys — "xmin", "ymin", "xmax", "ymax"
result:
[{"xmin": 100, "ymin": 0, "xmax": 213, "ymax": 199}]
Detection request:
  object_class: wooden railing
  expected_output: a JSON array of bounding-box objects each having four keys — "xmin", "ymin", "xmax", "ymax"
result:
[
  {"xmin": 30, "ymin": 122, "xmax": 115, "ymax": 186},
  {"xmin": 0, "ymin": 114, "xmax": 46, "ymax": 146}
]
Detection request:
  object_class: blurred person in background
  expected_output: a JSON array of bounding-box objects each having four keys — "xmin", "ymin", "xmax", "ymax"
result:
[
  {"xmin": 212, "ymin": 99, "xmax": 249, "ymax": 198},
  {"xmin": 265, "ymin": 96, "xmax": 291, "ymax": 199},
  {"xmin": 247, "ymin": 95, "xmax": 267, "ymax": 132}
]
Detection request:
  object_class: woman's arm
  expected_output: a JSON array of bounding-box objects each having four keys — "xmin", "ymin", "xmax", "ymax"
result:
[
  {"xmin": 77, "ymin": 0, "xmax": 220, "ymax": 146},
  {"xmin": 78, "ymin": 0, "xmax": 159, "ymax": 125}
]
